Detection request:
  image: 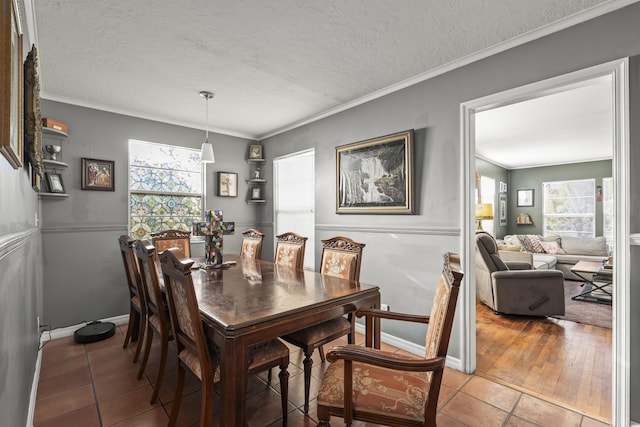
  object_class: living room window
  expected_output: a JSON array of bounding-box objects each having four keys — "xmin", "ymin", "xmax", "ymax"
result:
[
  {"xmin": 602, "ymin": 177, "xmax": 614, "ymax": 250},
  {"xmin": 128, "ymin": 140, "xmax": 203, "ymax": 240},
  {"xmin": 542, "ymin": 178, "xmax": 595, "ymax": 238}
]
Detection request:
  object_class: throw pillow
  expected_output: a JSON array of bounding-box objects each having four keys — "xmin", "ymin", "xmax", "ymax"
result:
[
  {"xmin": 517, "ymin": 235, "xmax": 546, "ymax": 253},
  {"xmin": 540, "ymin": 241, "xmax": 566, "ymax": 255},
  {"xmin": 497, "ymin": 244, "xmax": 522, "ymax": 252}
]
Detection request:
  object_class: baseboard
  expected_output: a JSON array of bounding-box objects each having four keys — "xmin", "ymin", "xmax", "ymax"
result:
[
  {"xmin": 39, "ymin": 314, "xmax": 129, "ymax": 344},
  {"xmin": 29, "ymin": 314, "xmax": 129, "ymax": 426},
  {"xmin": 354, "ymin": 323, "xmax": 462, "ymax": 371}
]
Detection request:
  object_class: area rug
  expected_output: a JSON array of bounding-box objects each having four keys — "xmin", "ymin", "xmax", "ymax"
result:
[{"xmin": 552, "ymin": 280, "xmax": 612, "ymax": 328}]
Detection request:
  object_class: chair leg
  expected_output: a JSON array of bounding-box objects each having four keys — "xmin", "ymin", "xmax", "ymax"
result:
[
  {"xmin": 317, "ymin": 403, "xmax": 331, "ymax": 426},
  {"xmin": 168, "ymin": 364, "xmax": 185, "ymax": 427},
  {"xmin": 149, "ymin": 332, "xmax": 168, "ymax": 404},
  {"xmin": 278, "ymin": 363, "xmax": 289, "ymax": 424},
  {"xmin": 200, "ymin": 371, "xmax": 215, "ymax": 427},
  {"xmin": 137, "ymin": 326, "xmax": 154, "ymax": 379},
  {"xmin": 123, "ymin": 308, "xmax": 136, "ymax": 349},
  {"xmin": 318, "ymin": 345, "xmax": 326, "ymax": 362},
  {"xmin": 132, "ymin": 314, "xmax": 147, "ymax": 363},
  {"xmin": 303, "ymin": 350, "xmax": 313, "ymax": 414}
]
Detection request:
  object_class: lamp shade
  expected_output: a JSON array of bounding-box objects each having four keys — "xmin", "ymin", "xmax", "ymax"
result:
[
  {"xmin": 201, "ymin": 141, "xmax": 215, "ymax": 163},
  {"xmin": 475, "ymin": 203, "xmax": 494, "ymax": 220}
]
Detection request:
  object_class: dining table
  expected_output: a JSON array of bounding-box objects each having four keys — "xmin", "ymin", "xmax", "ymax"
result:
[{"xmin": 189, "ymin": 254, "xmax": 381, "ymax": 426}]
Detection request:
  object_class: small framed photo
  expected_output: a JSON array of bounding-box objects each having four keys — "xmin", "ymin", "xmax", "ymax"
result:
[
  {"xmin": 249, "ymin": 144, "xmax": 263, "ymax": 160},
  {"xmin": 82, "ymin": 158, "xmax": 115, "ymax": 191},
  {"xmin": 499, "ymin": 193, "xmax": 507, "ymax": 226},
  {"xmin": 251, "ymin": 187, "xmax": 262, "ymax": 200},
  {"xmin": 217, "ymin": 172, "xmax": 238, "ymax": 197},
  {"xmin": 499, "ymin": 181, "xmax": 507, "ymax": 193},
  {"xmin": 46, "ymin": 172, "xmax": 65, "ymax": 193},
  {"xmin": 517, "ymin": 189, "xmax": 534, "ymax": 207}
]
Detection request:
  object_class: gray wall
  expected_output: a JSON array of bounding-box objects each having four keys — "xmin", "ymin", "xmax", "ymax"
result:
[
  {"xmin": 39, "ymin": 101, "xmax": 258, "ymax": 328},
  {"xmin": 508, "ymin": 160, "xmax": 612, "ymax": 236},
  {"xmin": 476, "ymin": 158, "xmax": 509, "ymax": 238},
  {"xmin": 0, "ymin": 3, "xmax": 43, "ymax": 423},
  {"xmin": 261, "ymin": 4, "xmax": 640, "ymax": 422}
]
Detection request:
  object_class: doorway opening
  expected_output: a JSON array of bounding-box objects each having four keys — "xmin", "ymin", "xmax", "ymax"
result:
[{"xmin": 460, "ymin": 59, "xmax": 630, "ymax": 424}]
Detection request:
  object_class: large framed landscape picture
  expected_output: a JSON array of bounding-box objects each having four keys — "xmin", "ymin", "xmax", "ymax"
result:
[{"xmin": 336, "ymin": 130, "xmax": 414, "ymax": 214}]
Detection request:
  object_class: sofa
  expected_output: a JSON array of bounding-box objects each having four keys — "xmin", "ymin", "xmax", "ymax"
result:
[{"xmin": 497, "ymin": 234, "xmax": 609, "ymax": 281}]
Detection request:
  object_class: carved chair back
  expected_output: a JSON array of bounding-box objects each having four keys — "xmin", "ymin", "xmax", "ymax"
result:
[
  {"xmin": 151, "ymin": 229, "xmax": 191, "ymax": 257},
  {"xmin": 319, "ymin": 236, "xmax": 365, "ymax": 281},
  {"xmin": 274, "ymin": 232, "xmax": 308, "ymax": 270},
  {"xmin": 241, "ymin": 228, "xmax": 264, "ymax": 259}
]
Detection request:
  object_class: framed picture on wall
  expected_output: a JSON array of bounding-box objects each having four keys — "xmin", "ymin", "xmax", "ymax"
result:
[
  {"xmin": 336, "ymin": 130, "xmax": 414, "ymax": 214},
  {"xmin": 217, "ymin": 172, "xmax": 238, "ymax": 197},
  {"xmin": 517, "ymin": 189, "xmax": 534, "ymax": 207},
  {"xmin": 499, "ymin": 193, "xmax": 507, "ymax": 226},
  {"xmin": 81, "ymin": 158, "xmax": 115, "ymax": 191}
]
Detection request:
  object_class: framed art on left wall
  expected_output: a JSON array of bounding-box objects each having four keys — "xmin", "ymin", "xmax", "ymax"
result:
[{"xmin": 0, "ymin": 0, "xmax": 24, "ymax": 169}]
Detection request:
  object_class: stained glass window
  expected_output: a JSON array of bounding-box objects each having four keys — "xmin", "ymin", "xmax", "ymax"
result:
[{"xmin": 129, "ymin": 140, "xmax": 202, "ymax": 240}]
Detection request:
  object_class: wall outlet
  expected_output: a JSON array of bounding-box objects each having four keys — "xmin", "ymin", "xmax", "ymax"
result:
[{"xmin": 380, "ymin": 303, "xmax": 390, "ymax": 311}]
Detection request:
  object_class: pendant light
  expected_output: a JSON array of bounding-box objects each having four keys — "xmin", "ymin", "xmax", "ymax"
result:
[{"xmin": 199, "ymin": 91, "xmax": 215, "ymax": 163}]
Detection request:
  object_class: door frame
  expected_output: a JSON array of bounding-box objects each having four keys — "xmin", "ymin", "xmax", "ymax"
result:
[{"xmin": 460, "ymin": 58, "xmax": 630, "ymax": 424}]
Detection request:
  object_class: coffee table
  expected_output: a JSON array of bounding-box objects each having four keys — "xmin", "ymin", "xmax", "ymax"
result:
[{"xmin": 570, "ymin": 260, "xmax": 612, "ymax": 305}]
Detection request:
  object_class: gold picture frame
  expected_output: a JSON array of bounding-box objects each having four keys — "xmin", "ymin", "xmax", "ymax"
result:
[
  {"xmin": 24, "ymin": 44, "xmax": 43, "ymax": 189},
  {"xmin": 336, "ymin": 130, "xmax": 414, "ymax": 214},
  {"xmin": 249, "ymin": 144, "xmax": 263, "ymax": 160},
  {"xmin": 0, "ymin": 0, "xmax": 24, "ymax": 169}
]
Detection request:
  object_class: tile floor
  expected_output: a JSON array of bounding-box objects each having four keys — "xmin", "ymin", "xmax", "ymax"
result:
[{"xmin": 34, "ymin": 325, "xmax": 610, "ymax": 426}]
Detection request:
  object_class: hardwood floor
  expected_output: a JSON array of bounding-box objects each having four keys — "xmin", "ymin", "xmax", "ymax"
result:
[{"xmin": 476, "ymin": 299, "xmax": 613, "ymax": 423}]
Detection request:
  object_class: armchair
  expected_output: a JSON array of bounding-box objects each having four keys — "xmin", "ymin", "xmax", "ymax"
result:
[
  {"xmin": 316, "ymin": 252, "xmax": 463, "ymax": 426},
  {"xmin": 476, "ymin": 231, "xmax": 565, "ymax": 316}
]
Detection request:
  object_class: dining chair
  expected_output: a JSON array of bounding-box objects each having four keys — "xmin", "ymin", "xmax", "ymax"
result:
[
  {"xmin": 158, "ymin": 247, "xmax": 291, "ymax": 427},
  {"xmin": 117, "ymin": 235, "xmax": 147, "ymax": 363},
  {"xmin": 316, "ymin": 252, "xmax": 464, "ymax": 427},
  {"xmin": 133, "ymin": 239, "xmax": 173, "ymax": 404},
  {"xmin": 151, "ymin": 229, "xmax": 191, "ymax": 257},
  {"xmin": 274, "ymin": 232, "xmax": 308, "ymax": 269},
  {"xmin": 241, "ymin": 228, "xmax": 265, "ymax": 259},
  {"xmin": 281, "ymin": 235, "xmax": 365, "ymax": 413}
]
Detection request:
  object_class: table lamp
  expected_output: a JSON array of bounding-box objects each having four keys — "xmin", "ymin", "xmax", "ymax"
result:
[{"xmin": 476, "ymin": 203, "xmax": 494, "ymax": 230}]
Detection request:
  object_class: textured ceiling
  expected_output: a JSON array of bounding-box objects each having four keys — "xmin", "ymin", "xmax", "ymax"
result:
[{"xmin": 32, "ymin": 0, "xmax": 626, "ymax": 143}]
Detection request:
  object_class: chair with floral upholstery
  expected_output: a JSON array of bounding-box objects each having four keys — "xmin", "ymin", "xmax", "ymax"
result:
[
  {"xmin": 159, "ymin": 247, "xmax": 291, "ymax": 427},
  {"xmin": 133, "ymin": 239, "xmax": 173, "ymax": 404},
  {"xmin": 316, "ymin": 252, "xmax": 464, "ymax": 427},
  {"xmin": 151, "ymin": 229, "xmax": 191, "ymax": 257},
  {"xmin": 281, "ymin": 235, "xmax": 365, "ymax": 414},
  {"xmin": 117, "ymin": 235, "xmax": 147, "ymax": 363},
  {"xmin": 241, "ymin": 228, "xmax": 265, "ymax": 259},
  {"xmin": 274, "ymin": 232, "xmax": 308, "ymax": 270}
]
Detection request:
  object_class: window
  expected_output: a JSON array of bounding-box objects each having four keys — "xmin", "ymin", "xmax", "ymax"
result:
[
  {"xmin": 274, "ymin": 150, "xmax": 315, "ymax": 270},
  {"xmin": 542, "ymin": 178, "xmax": 595, "ymax": 238},
  {"xmin": 129, "ymin": 140, "xmax": 203, "ymax": 240},
  {"xmin": 602, "ymin": 177, "xmax": 613, "ymax": 250}
]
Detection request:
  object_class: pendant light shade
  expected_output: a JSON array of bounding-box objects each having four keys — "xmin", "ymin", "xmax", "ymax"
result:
[{"xmin": 199, "ymin": 91, "xmax": 215, "ymax": 163}]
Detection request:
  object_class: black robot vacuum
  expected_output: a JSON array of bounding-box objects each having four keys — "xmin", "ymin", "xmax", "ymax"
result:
[{"xmin": 74, "ymin": 321, "xmax": 116, "ymax": 344}]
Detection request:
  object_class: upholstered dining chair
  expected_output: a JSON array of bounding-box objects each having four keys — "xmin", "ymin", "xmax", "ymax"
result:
[
  {"xmin": 158, "ymin": 247, "xmax": 291, "ymax": 427},
  {"xmin": 281, "ymin": 235, "xmax": 365, "ymax": 414},
  {"xmin": 241, "ymin": 228, "xmax": 265, "ymax": 259},
  {"xmin": 316, "ymin": 252, "xmax": 464, "ymax": 427},
  {"xmin": 151, "ymin": 229, "xmax": 191, "ymax": 257},
  {"xmin": 117, "ymin": 235, "xmax": 147, "ymax": 363},
  {"xmin": 274, "ymin": 232, "xmax": 308, "ymax": 270},
  {"xmin": 133, "ymin": 239, "xmax": 173, "ymax": 404}
]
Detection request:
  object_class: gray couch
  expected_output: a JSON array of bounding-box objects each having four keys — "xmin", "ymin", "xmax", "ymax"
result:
[
  {"xmin": 498, "ymin": 235, "xmax": 609, "ymax": 281},
  {"xmin": 476, "ymin": 232, "xmax": 565, "ymax": 316}
]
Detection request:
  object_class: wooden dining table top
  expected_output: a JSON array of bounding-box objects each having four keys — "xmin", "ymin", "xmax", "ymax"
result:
[{"xmin": 188, "ymin": 254, "xmax": 380, "ymax": 335}]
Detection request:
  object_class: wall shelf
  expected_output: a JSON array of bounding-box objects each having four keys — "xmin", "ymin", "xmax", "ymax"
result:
[
  {"xmin": 42, "ymin": 127, "xmax": 68, "ymax": 138},
  {"xmin": 39, "ymin": 193, "xmax": 69, "ymax": 198},
  {"xmin": 42, "ymin": 159, "xmax": 68, "ymax": 169}
]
